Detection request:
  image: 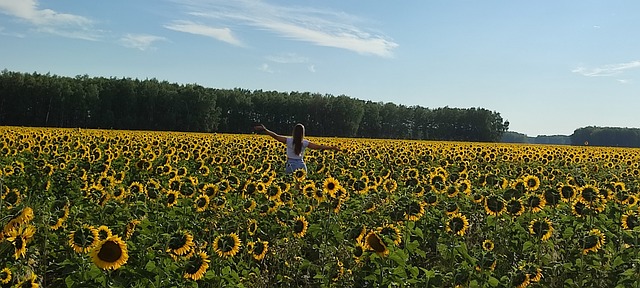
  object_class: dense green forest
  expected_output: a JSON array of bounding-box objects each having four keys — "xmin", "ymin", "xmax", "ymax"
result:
[
  {"xmin": 0, "ymin": 70, "xmax": 509, "ymax": 141},
  {"xmin": 502, "ymin": 128, "xmax": 640, "ymax": 148}
]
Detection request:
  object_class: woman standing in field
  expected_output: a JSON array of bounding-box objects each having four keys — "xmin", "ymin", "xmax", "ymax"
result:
[{"xmin": 254, "ymin": 123, "xmax": 340, "ymax": 174}]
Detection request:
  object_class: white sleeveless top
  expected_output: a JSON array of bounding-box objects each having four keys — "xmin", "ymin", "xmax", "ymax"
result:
[{"xmin": 286, "ymin": 138, "xmax": 309, "ymax": 160}]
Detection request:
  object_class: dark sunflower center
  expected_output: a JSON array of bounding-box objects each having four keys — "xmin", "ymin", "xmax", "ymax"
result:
[
  {"xmin": 408, "ymin": 202, "xmax": 421, "ymax": 214},
  {"xmin": 544, "ymin": 189, "xmax": 560, "ymax": 206},
  {"xmin": 580, "ymin": 235, "xmax": 599, "ymax": 249},
  {"xmin": 185, "ymin": 256, "xmax": 204, "ymax": 274},
  {"xmin": 367, "ymin": 234, "xmax": 386, "ymax": 252},
  {"xmin": 507, "ymin": 200, "xmax": 523, "ymax": 214},
  {"xmin": 450, "ymin": 217, "xmax": 465, "ymax": 233},
  {"xmin": 353, "ymin": 246, "xmax": 364, "ymax": 257},
  {"xmin": 327, "ymin": 183, "xmax": 335, "ymax": 190},
  {"xmin": 98, "ymin": 241, "xmax": 123, "ymax": 262},
  {"xmin": 169, "ymin": 234, "xmax": 188, "ymax": 250},
  {"xmin": 527, "ymin": 197, "xmax": 541, "ymax": 208},
  {"xmin": 486, "ymin": 197, "xmax": 504, "ymax": 212},
  {"xmin": 5, "ymin": 192, "xmax": 18, "ymax": 204},
  {"xmin": 293, "ymin": 220, "xmax": 304, "ymax": 233},
  {"xmin": 218, "ymin": 236, "xmax": 235, "ymax": 252},
  {"xmin": 532, "ymin": 221, "xmax": 549, "ymax": 236},
  {"xmin": 254, "ymin": 242, "xmax": 265, "ymax": 254},
  {"xmin": 196, "ymin": 197, "xmax": 207, "ymax": 208},
  {"xmin": 582, "ymin": 188, "xmax": 598, "ymax": 201},
  {"xmin": 527, "ymin": 179, "xmax": 537, "ymax": 188},
  {"xmin": 167, "ymin": 194, "xmax": 176, "ymax": 204},
  {"xmin": 561, "ymin": 186, "xmax": 574, "ymax": 198},
  {"xmin": 626, "ymin": 215, "xmax": 638, "ymax": 229}
]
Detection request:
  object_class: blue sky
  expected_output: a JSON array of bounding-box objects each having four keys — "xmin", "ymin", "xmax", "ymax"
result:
[{"xmin": 1, "ymin": 0, "xmax": 639, "ymax": 136}]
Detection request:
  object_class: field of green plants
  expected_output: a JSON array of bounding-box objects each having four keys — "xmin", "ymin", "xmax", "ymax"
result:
[{"xmin": 1, "ymin": 126, "xmax": 639, "ymax": 287}]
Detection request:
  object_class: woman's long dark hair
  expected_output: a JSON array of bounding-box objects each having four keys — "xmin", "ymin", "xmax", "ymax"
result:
[{"xmin": 292, "ymin": 124, "xmax": 305, "ymax": 155}]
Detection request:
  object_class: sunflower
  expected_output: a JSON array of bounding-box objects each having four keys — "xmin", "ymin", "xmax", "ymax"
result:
[
  {"xmin": 482, "ymin": 239, "xmax": 494, "ymax": 251},
  {"xmin": 579, "ymin": 185, "xmax": 602, "ymax": 203},
  {"xmin": 378, "ymin": 223, "xmax": 402, "ymax": 246},
  {"xmin": 484, "ymin": 195, "xmax": 505, "ymax": 216},
  {"xmin": 353, "ymin": 242, "xmax": 366, "ymax": 262},
  {"xmin": 382, "ymin": 178, "xmax": 398, "ymax": 193},
  {"xmin": 96, "ymin": 225, "xmax": 113, "ymax": 241},
  {"xmin": 559, "ymin": 184, "xmax": 577, "ymax": 202},
  {"xmin": 183, "ymin": 251, "xmax": 210, "ymax": 281},
  {"xmin": 113, "ymin": 187, "xmax": 127, "ymax": 201},
  {"xmin": 528, "ymin": 218, "xmax": 553, "ymax": 241},
  {"xmin": 16, "ymin": 272, "xmax": 38, "ymax": 288},
  {"xmin": 165, "ymin": 190, "xmax": 179, "ymax": 207},
  {"xmin": 2, "ymin": 188, "xmax": 21, "ymax": 208},
  {"xmin": 405, "ymin": 200, "xmax": 426, "ymax": 221},
  {"xmin": 323, "ymin": 177, "xmax": 341, "ymax": 198},
  {"xmin": 571, "ymin": 199, "xmax": 590, "ymax": 217},
  {"xmin": 69, "ymin": 224, "xmax": 99, "ymax": 253},
  {"xmin": 292, "ymin": 215, "xmax": 309, "ymax": 238},
  {"xmin": 128, "ymin": 181, "xmax": 146, "ymax": 195},
  {"xmin": 364, "ymin": 231, "xmax": 388, "ymax": 256},
  {"xmin": 6, "ymin": 224, "xmax": 35, "ymax": 259},
  {"xmin": 0, "ymin": 267, "xmax": 11, "ymax": 285},
  {"xmin": 525, "ymin": 194, "xmax": 546, "ymax": 213},
  {"xmin": 243, "ymin": 198, "xmax": 257, "ymax": 212},
  {"xmin": 512, "ymin": 270, "xmax": 530, "ymax": 288},
  {"xmin": 91, "ymin": 235, "xmax": 129, "ymax": 270},
  {"xmin": 194, "ymin": 194, "xmax": 209, "ymax": 212},
  {"xmin": 622, "ymin": 210, "xmax": 638, "ymax": 230},
  {"xmin": 248, "ymin": 239, "xmax": 269, "ymax": 261},
  {"xmin": 543, "ymin": 188, "xmax": 561, "ymax": 207},
  {"xmin": 506, "ymin": 198, "xmax": 525, "ymax": 217},
  {"xmin": 168, "ymin": 231, "xmax": 195, "ymax": 256},
  {"xmin": 477, "ymin": 252, "xmax": 497, "ymax": 272},
  {"xmin": 293, "ymin": 169, "xmax": 307, "ymax": 182},
  {"xmin": 523, "ymin": 175, "xmax": 540, "ymax": 191},
  {"xmin": 125, "ymin": 219, "xmax": 141, "ymax": 240},
  {"xmin": 580, "ymin": 229, "xmax": 606, "ymax": 254},
  {"xmin": 247, "ymin": 219, "xmax": 258, "ymax": 236},
  {"xmin": 446, "ymin": 213, "xmax": 469, "ymax": 236},
  {"xmin": 213, "ymin": 233, "xmax": 242, "ymax": 259},
  {"xmin": 202, "ymin": 183, "xmax": 218, "ymax": 197}
]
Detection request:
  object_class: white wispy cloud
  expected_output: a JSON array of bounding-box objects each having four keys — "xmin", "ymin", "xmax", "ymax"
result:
[
  {"xmin": 572, "ymin": 60, "xmax": 640, "ymax": 77},
  {"xmin": 266, "ymin": 53, "xmax": 308, "ymax": 64},
  {"xmin": 308, "ymin": 65, "xmax": 316, "ymax": 73},
  {"xmin": 259, "ymin": 63, "xmax": 274, "ymax": 73},
  {"xmin": 165, "ymin": 20, "xmax": 243, "ymax": 46},
  {"xmin": 171, "ymin": 0, "xmax": 398, "ymax": 57},
  {"xmin": 0, "ymin": 0, "xmax": 98, "ymax": 39},
  {"xmin": 120, "ymin": 34, "xmax": 167, "ymax": 51}
]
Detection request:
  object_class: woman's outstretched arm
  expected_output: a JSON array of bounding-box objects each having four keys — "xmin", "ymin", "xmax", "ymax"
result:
[
  {"xmin": 308, "ymin": 142, "xmax": 341, "ymax": 151},
  {"xmin": 254, "ymin": 124, "xmax": 286, "ymax": 144}
]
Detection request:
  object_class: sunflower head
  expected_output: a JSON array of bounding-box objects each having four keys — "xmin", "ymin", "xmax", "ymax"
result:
[
  {"xmin": 292, "ymin": 216, "xmax": 309, "ymax": 238},
  {"xmin": 446, "ymin": 213, "xmax": 469, "ymax": 236},
  {"xmin": 69, "ymin": 224, "xmax": 99, "ymax": 253},
  {"xmin": 364, "ymin": 231, "xmax": 388, "ymax": 256},
  {"xmin": 213, "ymin": 233, "xmax": 242, "ymax": 259},
  {"xmin": 91, "ymin": 235, "xmax": 129, "ymax": 270},
  {"xmin": 183, "ymin": 251, "xmax": 210, "ymax": 280},
  {"xmin": 528, "ymin": 218, "xmax": 553, "ymax": 241}
]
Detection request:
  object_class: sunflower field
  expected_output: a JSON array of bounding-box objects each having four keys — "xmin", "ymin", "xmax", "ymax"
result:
[{"xmin": 1, "ymin": 126, "xmax": 640, "ymax": 288}]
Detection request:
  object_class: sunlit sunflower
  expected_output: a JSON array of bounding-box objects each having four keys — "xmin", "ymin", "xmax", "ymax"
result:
[
  {"xmin": 543, "ymin": 188, "xmax": 561, "ymax": 207},
  {"xmin": 243, "ymin": 198, "xmax": 257, "ymax": 213},
  {"xmin": 378, "ymin": 223, "xmax": 402, "ymax": 246},
  {"xmin": 91, "ymin": 235, "xmax": 129, "ymax": 270},
  {"xmin": 212, "ymin": 233, "xmax": 242, "ymax": 259},
  {"xmin": 484, "ymin": 195, "xmax": 505, "ymax": 216},
  {"xmin": 165, "ymin": 190, "xmax": 179, "ymax": 207},
  {"xmin": 446, "ymin": 213, "xmax": 469, "ymax": 236},
  {"xmin": 292, "ymin": 215, "xmax": 309, "ymax": 238},
  {"xmin": 0, "ymin": 267, "xmax": 11, "ymax": 285},
  {"xmin": 6, "ymin": 224, "xmax": 36, "ymax": 259},
  {"xmin": 183, "ymin": 251, "xmax": 210, "ymax": 281},
  {"xmin": 482, "ymin": 239, "xmax": 494, "ymax": 251},
  {"xmin": 382, "ymin": 178, "xmax": 398, "ymax": 193},
  {"xmin": 571, "ymin": 199, "xmax": 590, "ymax": 217},
  {"xmin": 128, "ymin": 181, "xmax": 146, "ymax": 195},
  {"xmin": 248, "ymin": 239, "xmax": 269, "ymax": 261},
  {"xmin": 293, "ymin": 169, "xmax": 307, "ymax": 182},
  {"xmin": 579, "ymin": 185, "xmax": 602, "ymax": 203},
  {"xmin": 194, "ymin": 194, "xmax": 209, "ymax": 212},
  {"xmin": 528, "ymin": 218, "xmax": 553, "ymax": 241},
  {"xmin": 523, "ymin": 175, "xmax": 540, "ymax": 191},
  {"xmin": 622, "ymin": 210, "xmax": 638, "ymax": 230},
  {"xmin": 168, "ymin": 231, "xmax": 195, "ymax": 256},
  {"xmin": 201, "ymin": 183, "xmax": 218, "ymax": 198},
  {"xmin": 323, "ymin": 177, "xmax": 341, "ymax": 198},
  {"xmin": 96, "ymin": 225, "xmax": 113, "ymax": 241},
  {"xmin": 580, "ymin": 229, "xmax": 606, "ymax": 254},
  {"xmin": 69, "ymin": 224, "xmax": 99, "ymax": 253}
]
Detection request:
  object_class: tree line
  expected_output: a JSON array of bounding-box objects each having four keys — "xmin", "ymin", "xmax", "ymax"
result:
[
  {"xmin": 571, "ymin": 126, "xmax": 640, "ymax": 148},
  {"xmin": 0, "ymin": 70, "xmax": 509, "ymax": 141}
]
